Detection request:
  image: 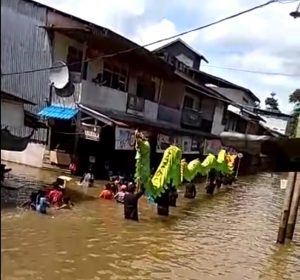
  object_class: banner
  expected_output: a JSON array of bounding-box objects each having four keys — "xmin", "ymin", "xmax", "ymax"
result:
[
  {"xmin": 115, "ymin": 127, "xmax": 135, "ymax": 150},
  {"xmin": 156, "ymin": 134, "xmax": 202, "ymax": 154}
]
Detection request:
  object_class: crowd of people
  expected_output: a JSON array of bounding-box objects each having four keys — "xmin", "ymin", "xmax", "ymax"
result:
[
  {"xmin": 96, "ymin": 172, "xmax": 233, "ymax": 221},
  {"xmin": 21, "ymin": 167, "xmax": 235, "ymax": 220}
]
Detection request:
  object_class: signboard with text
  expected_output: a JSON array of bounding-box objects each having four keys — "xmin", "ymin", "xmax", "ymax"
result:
[{"xmin": 80, "ymin": 123, "xmax": 101, "ymax": 141}]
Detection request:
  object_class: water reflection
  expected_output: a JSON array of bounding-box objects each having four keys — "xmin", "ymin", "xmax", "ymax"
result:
[{"xmin": 1, "ymin": 164, "xmax": 299, "ymax": 280}]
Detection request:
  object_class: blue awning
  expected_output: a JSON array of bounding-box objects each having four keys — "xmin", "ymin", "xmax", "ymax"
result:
[{"xmin": 38, "ymin": 105, "xmax": 78, "ymax": 120}]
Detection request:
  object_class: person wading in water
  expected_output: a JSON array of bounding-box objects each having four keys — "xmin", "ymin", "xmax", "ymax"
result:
[
  {"xmin": 184, "ymin": 182, "xmax": 197, "ymax": 199},
  {"xmin": 155, "ymin": 189, "xmax": 170, "ymax": 216},
  {"xmin": 206, "ymin": 169, "xmax": 217, "ymax": 195},
  {"xmin": 123, "ymin": 183, "xmax": 145, "ymax": 221},
  {"xmin": 169, "ymin": 184, "xmax": 178, "ymax": 207},
  {"xmin": 215, "ymin": 172, "xmax": 223, "ymax": 190}
]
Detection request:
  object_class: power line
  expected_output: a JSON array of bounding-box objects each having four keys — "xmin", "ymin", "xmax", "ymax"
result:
[
  {"xmin": 201, "ymin": 65, "xmax": 300, "ymax": 77},
  {"xmin": 2, "ymin": 0, "xmax": 280, "ymax": 77}
]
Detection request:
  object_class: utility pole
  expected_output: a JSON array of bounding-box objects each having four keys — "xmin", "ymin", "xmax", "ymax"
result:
[
  {"xmin": 277, "ymin": 116, "xmax": 300, "ymax": 244},
  {"xmin": 277, "ymin": 172, "xmax": 297, "ymax": 243},
  {"xmin": 286, "ymin": 173, "xmax": 300, "ymax": 241}
]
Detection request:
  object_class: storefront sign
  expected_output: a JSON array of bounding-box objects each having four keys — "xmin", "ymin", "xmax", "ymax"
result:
[
  {"xmin": 115, "ymin": 127, "xmax": 135, "ymax": 150},
  {"xmin": 81, "ymin": 123, "xmax": 101, "ymax": 141}
]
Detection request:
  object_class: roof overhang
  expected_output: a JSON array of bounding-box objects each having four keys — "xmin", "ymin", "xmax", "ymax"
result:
[
  {"xmin": 175, "ymin": 71, "xmax": 232, "ymax": 104},
  {"xmin": 78, "ymin": 104, "xmax": 128, "ymax": 127},
  {"xmin": 153, "ymin": 38, "xmax": 209, "ymax": 64},
  {"xmin": 189, "ymin": 69, "xmax": 260, "ymax": 103},
  {"xmin": 78, "ymin": 104, "xmax": 218, "ymax": 139},
  {"xmin": 1, "ymin": 90, "xmax": 36, "ymax": 105}
]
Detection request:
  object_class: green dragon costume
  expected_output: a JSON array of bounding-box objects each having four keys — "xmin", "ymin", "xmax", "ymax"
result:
[{"xmin": 134, "ymin": 133, "xmax": 236, "ymax": 201}]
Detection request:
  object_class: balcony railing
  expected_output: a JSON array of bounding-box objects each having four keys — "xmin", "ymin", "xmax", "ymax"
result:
[
  {"xmin": 181, "ymin": 107, "xmax": 202, "ymax": 127},
  {"xmin": 80, "ymin": 80, "xmax": 128, "ymax": 112},
  {"xmin": 54, "ymin": 80, "xmax": 158, "ymax": 121},
  {"xmin": 157, "ymin": 105, "xmax": 181, "ymax": 125}
]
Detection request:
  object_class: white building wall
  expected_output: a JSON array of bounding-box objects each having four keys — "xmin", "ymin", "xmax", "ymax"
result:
[
  {"xmin": 211, "ymin": 101, "xmax": 225, "ymax": 135},
  {"xmin": 260, "ymin": 116, "xmax": 288, "ymax": 135},
  {"xmin": 1, "ymin": 143, "xmax": 45, "ymax": 168}
]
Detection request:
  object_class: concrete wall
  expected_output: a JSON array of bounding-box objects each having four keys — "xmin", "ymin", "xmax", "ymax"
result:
[
  {"xmin": 1, "ymin": 100, "xmax": 24, "ymax": 127},
  {"xmin": 1, "ymin": 143, "xmax": 45, "ymax": 168},
  {"xmin": 144, "ymin": 100, "xmax": 158, "ymax": 121},
  {"xmin": 211, "ymin": 101, "xmax": 225, "ymax": 135}
]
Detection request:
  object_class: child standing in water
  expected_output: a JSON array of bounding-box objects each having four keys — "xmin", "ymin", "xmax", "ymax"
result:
[{"xmin": 35, "ymin": 190, "xmax": 48, "ymax": 214}]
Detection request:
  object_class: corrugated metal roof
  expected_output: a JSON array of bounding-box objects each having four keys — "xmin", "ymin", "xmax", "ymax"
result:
[
  {"xmin": 38, "ymin": 105, "xmax": 78, "ymax": 119},
  {"xmin": 1, "ymin": 0, "xmax": 51, "ymax": 142}
]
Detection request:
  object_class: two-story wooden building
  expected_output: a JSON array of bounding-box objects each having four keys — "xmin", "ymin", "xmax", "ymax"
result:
[{"xmin": 0, "ymin": 0, "xmax": 216, "ymax": 175}]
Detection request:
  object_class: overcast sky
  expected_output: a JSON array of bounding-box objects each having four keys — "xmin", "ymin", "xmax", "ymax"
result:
[{"xmin": 37, "ymin": 0, "xmax": 300, "ymax": 113}]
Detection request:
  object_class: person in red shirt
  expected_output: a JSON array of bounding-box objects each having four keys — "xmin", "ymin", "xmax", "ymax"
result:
[
  {"xmin": 47, "ymin": 178, "xmax": 64, "ymax": 207},
  {"xmin": 98, "ymin": 183, "xmax": 113, "ymax": 200}
]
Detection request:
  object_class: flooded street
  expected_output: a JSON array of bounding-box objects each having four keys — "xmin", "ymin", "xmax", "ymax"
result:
[{"xmin": 1, "ymin": 163, "xmax": 299, "ymax": 280}]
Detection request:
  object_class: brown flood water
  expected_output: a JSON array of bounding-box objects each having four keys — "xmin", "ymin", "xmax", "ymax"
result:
[{"xmin": 1, "ymin": 163, "xmax": 300, "ymax": 280}]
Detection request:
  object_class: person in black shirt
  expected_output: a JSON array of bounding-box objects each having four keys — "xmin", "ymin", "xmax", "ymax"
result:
[
  {"xmin": 123, "ymin": 183, "xmax": 145, "ymax": 221},
  {"xmin": 169, "ymin": 185, "xmax": 178, "ymax": 207},
  {"xmin": 184, "ymin": 183, "xmax": 197, "ymax": 199},
  {"xmin": 216, "ymin": 173, "xmax": 223, "ymax": 190},
  {"xmin": 155, "ymin": 189, "xmax": 170, "ymax": 216},
  {"xmin": 206, "ymin": 169, "xmax": 217, "ymax": 195}
]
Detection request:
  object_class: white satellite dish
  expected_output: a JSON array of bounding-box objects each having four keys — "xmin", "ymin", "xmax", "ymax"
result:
[
  {"xmin": 55, "ymin": 81, "xmax": 75, "ymax": 98},
  {"xmin": 49, "ymin": 61, "xmax": 69, "ymax": 89}
]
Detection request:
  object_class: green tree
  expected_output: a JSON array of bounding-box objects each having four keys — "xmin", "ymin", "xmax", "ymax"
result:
[
  {"xmin": 265, "ymin": 92, "xmax": 280, "ymax": 112},
  {"xmin": 287, "ymin": 89, "xmax": 300, "ymax": 138},
  {"xmin": 289, "ymin": 89, "xmax": 300, "ymax": 111}
]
